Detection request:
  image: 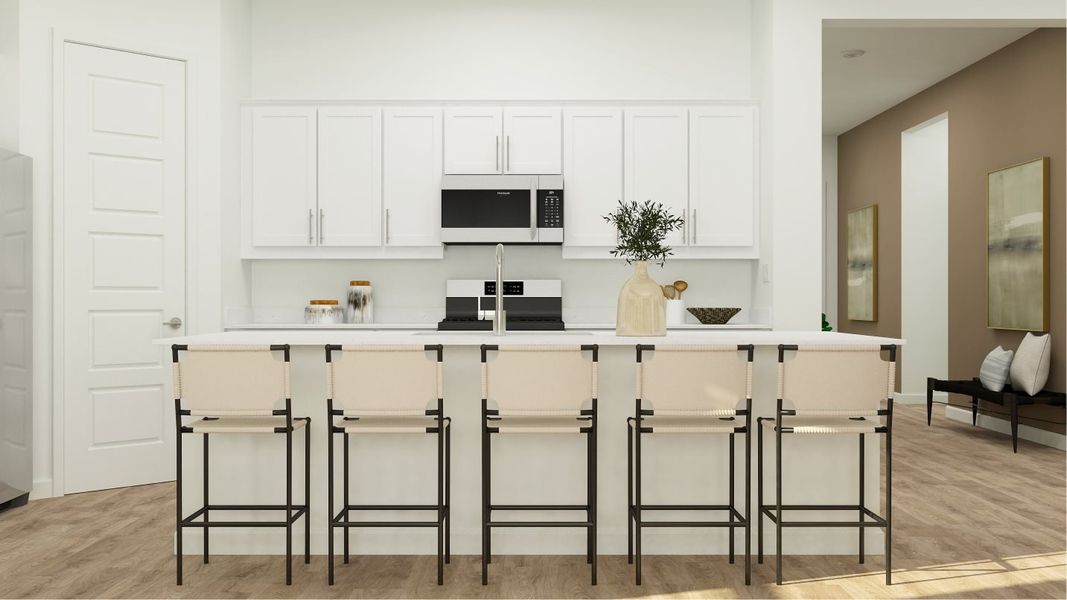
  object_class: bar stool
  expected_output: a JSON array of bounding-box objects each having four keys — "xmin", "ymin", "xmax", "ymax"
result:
[
  {"xmin": 172, "ymin": 344, "xmax": 310, "ymax": 586},
  {"xmin": 758, "ymin": 344, "xmax": 897, "ymax": 585},
  {"xmin": 629, "ymin": 344, "xmax": 754, "ymax": 585},
  {"xmin": 480, "ymin": 344, "xmax": 599, "ymax": 585},
  {"xmin": 325, "ymin": 344, "xmax": 450, "ymax": 585}
]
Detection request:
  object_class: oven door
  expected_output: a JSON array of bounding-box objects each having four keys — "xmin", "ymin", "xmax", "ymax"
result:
[{"xmin": 441, "ymin": 188, "xmax": 537, "ymax": 243}]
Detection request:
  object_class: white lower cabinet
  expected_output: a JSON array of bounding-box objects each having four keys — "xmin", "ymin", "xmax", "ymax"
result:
[
  {"xmin": 562, "ymin": 107, "xmax": 623, "ymax": 247},
  {"xmin": 689, "ymin": 105, "xmax": 758, "ymax": 248},
  {"xmin": 383, "ymin": 107, "xmax": 443, "ymax": 247}
]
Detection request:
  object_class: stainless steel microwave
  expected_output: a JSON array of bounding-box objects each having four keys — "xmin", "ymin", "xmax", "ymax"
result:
[{"xmin": 440, "ymin": 175, "xmax": 563, "ymax": 244}]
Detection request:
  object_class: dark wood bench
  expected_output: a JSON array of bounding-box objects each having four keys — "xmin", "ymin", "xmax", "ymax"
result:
[{"xmin": 927, "ymin": 377, "xmax": 1066, "ymax": 453}]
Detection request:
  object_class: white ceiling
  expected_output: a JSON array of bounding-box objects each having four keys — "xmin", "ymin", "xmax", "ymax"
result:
[{"xmin": 822, "ymin": 27, "xmax": 1036, "ymax": 135}]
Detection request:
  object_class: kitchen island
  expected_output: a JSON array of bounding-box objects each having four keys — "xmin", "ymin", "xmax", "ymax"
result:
[{"xmin": 156, "ymin": 329, "xmax": 901, "ymax": 558}]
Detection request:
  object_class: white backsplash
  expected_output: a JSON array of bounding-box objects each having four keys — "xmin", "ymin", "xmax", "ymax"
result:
[{"xmin": 236, "ymin": 245, "xmax": 766, "ymax": 326}]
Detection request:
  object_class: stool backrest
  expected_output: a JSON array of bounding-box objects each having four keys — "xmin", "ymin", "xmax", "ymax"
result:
[
  {"xmin": 482, "ymin": 345, "xmax": 598, "ymax": 415},
  {"xmin": 172, "ymin": 345, "xmax": 289, "ymax": 416},
  {"xmin": 778, "ymin": 345, "xmax": 896, "ymax": 415},
  {"xmin": 327, "ymin": 345, "xmax": 442, "ymax": 415},
  {"xmin": 637, "ymin": 345, "xmax": 752, "ymax": 415}
]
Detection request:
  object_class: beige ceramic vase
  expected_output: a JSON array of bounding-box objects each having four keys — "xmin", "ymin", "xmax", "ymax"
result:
[{"xmin": 616, "ymin": 261, "xmax": 666, "ymax": 336}]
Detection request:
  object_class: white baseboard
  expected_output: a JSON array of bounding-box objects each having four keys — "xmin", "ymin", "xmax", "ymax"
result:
[
  {"xmin": 944, "ymin": 405, "xmax": 1066, "ymax": 450},
  {"xmin": 895, "ymin": 391, "xmax": 946, "ymax": 405},
  {"xmin": 29, "ymin": 478, "xmax": 54, "ymax": 500}
]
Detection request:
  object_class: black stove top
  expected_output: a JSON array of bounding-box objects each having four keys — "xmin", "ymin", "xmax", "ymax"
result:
[{"xmin": 437, "ymin": 317, "xmax": 565, "ymax": 331}]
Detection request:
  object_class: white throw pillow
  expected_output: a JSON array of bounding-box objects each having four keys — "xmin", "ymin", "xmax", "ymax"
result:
[
  {"xmin": 1009, "ymin": 332, "xmax": 1052, "ymax": 396},
  {"xmin": 979, "ymin": 346, "xmax": 1014, "ymax": 392}
]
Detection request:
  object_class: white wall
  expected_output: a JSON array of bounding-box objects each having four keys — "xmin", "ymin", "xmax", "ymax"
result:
[
  {"xmin": 250, "ymin": 0, "xmax": 753, "ymax": 100},
  {"xmin": 0, "ymin": 0, "xmax": 17, "ymax": 150},
  {"xmin": 235, "ymin": 0, "xmax": 766, "ymax": 324},
  {"xmin": 900, "ymin": 114, "xmax": 948, "ymax": 403},
  {"xmin": 822, "ymin": 134, "xmax": 838, "ymax": 329},
  {"xmin": 17, "ymin": 0, "xmax": 226, "ymax": 497}
]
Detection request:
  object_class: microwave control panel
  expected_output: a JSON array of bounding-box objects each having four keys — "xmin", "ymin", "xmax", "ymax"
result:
[{"xmin": 537, "ymin": 189, "xmax": 563, "ymax": 228}]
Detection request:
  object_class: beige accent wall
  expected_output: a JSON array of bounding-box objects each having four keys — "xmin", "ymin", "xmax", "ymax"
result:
[{"xmin": 837, "ymin": 28, "xmax": 1065, "ymax": 434}]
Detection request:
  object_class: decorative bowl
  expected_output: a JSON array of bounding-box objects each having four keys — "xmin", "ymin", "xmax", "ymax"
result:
[{"xmin": 686, "ymin": 307, "xmax": 742, "ymax": 325}]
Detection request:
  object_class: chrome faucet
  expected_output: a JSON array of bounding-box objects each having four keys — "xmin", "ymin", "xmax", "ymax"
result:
[{"xmin": 493, "ymin": 243, "xmax": 506, "ymax": 336}]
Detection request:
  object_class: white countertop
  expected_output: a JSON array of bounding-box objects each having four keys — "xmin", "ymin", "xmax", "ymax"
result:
[{"xmin": 157, "ymin": 329, "xmax": 902, "ymax": 347}]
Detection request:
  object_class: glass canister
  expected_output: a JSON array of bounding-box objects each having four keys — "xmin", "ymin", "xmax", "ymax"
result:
[
  {"xmin": 305, "ymin": 299, "xmax": 344, "ymax": 325},
  {"xmin": 345, "ymin": 280, "xmax": 374, "ymax": 324}
]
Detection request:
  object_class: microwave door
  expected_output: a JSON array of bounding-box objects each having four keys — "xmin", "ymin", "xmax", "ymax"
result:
[{"xmin": 441, "ymin": 188, "xmax": 534, "ymax": 243}]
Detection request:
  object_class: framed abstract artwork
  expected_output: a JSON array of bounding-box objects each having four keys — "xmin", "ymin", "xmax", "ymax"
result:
[
  {"xmin": 987, "ymin": 157, "xmax": 1050, "ymax": 331},
  {"xmin": 847, "ymin": 204, "xmax": 878, "ymax": 321}
]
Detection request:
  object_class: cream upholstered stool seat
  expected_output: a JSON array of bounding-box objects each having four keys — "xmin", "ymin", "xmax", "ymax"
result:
[
  {"xmin": 758, "ymin": 344, "xmax": 897, "ymax": 586},
  {"xmin": 172, "ymin": 344, "xmax": 311, "ymax": 587},
  {"xmin": 325, "ymin": 344, "xmax": 451, "ymax": 586},
  {"xmin": 480, "ymin": 344, "xmax": 599, "ymax": 586},
  {"xmin": 629, "ymin": 344, "xmax": 754, "ymax": 586}
]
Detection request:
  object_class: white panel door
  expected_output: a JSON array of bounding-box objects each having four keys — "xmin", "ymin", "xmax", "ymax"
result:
[
  {"xmin": 504, "ymin": 107, "xmax": 562, "ymax": 174},
  {"xmin": 625, "ymin": 107, "xmax": 689, "ymax": 247},
  {"xmin": 443, "ymin": 107, "xmax": 501, "ymax": 174},
  {"xmin": 251, "ymin": 106, "xmax": 317, "ymax": 246},
  {"xmin": 0, "ymin": 150, "xmax": 32, "ymax": 499},
  {"xmin": 383, "ymin": 107, "xmax": 442, "ymax": 246},
  {"xmin": 562, "ymin": 107, "xmax": 623, "ymax": 247},
  {"xmin": 62, "ymin": 42, "xmax": 186, "ymax": 493},
  {"xmin": 689, "ymin": 106, "xmax": 757, "ymax": 247},
  {"xmin": 318, "ymin": 107, "xmax": 382, "ymax": 247}
]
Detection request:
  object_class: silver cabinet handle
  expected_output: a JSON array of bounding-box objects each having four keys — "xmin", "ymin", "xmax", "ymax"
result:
[
  {"xmin": 308, "ymin": 209, "xmax": 313, "ymax": 244},
  {"xmin": 691, "ymin": 209, "xmax": 696, "ymax": 245},
  {"xmin": 319, "ymin": 208, "xmax": 325, "ymax": 244},
  {"xmin": 163, "ymin": 317, "xmax": 183, "ymax": 329},
  {"xmin": 495, "ymin": 136, "xmax": 500, "ymax": 172},
  {"xmin": 385, "ymin": 208, "xmax": 390, "ymax": 245},
  {"xmin": 506, "ymin": 135, "xmax": 511, "ymax": 172},
  {"xmin": 682, "ymin": 203, "xmax": 687, "ymax": 245}
]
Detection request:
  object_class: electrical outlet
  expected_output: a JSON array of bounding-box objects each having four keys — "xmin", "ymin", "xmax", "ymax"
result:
[{"xmin": 761, "ymin": 263, "xmax": 771, "ymax": 283}]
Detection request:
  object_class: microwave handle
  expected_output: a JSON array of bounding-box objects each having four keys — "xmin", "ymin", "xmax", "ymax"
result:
[{"xmin": 530, "ymin": 188, "xmax": 537, "ymax": 241}]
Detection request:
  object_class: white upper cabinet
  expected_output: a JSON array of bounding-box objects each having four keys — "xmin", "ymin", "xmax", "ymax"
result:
[
  {"xmin": 444, "ymin": 107, "xmax": 561, "ymax": 174},
  {"xmin": 689, "ymin": 106, "xmax": 757, "ymax": 248},
  {"xmin": 383, "ymin": 107, "xmax": 443, "ymax": 246},
  {"xmin": 443, "ymin": 107, "xmax": 502, "ymax": 174},
  {"xmin": 503, "ymin": 107, "xmax": 562, "ymax": 174},
  {"xmin": 625, "ymin": 107, "xmax": 688, "ymax": 247},
  {"xmin": 250, "ymin": 107, "xmax": 317, "ymax": 247},
  {"xmin": 562, "ymin": 107, "xmax": 623, "ymax": 247},
  {"xmin": 317, "ymin": 107, "xmax": 382, "ymax": 247}
]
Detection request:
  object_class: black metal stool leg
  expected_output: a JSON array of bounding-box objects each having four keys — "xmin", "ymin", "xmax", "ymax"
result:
[
  {"xmin": 775, "ymin": 422, "xmax": 782, "ymax": 585},
  {"xmin": 437, "ymin": 416, "xmax": 444, "ymax": 586},
  {"xmin": 728, "ymin": 432, "xmax": 735, "ymax": 564},
  {"xmin": 859, "ymin": 432, "xmax": 865, "ymax": 564},
  {"xmin": 445, "ymin": 420, "xmax": 451, "ymax": 563},
  {"xmin": 627, "ymin": 419, "xmax": 633, "ymax": 565},
  {"xmin": 304, "ymin": 419, "xmax": 311, "ymax": 564},
  {"xmin": 286, "ymin": 421, "xmax": 293, "ymax": 585},
  {"xmin": 590, "ymin": 408, "xmax": 598, "ymax": 586},
  {"xmin": 757, "ymin": 418, "xmax": 763, "ymax": 564},
  {"xmin": 327, "ymin": 416, "xmax": 335, "ymax": 585},
  {"xmin": 203, "ymin": 433, "xmax": 209, "ymax": 564},
  {"xmin": 586, "ymin": 428, "xmax": 593, "ymax": 565},
  {"xmin": 635, "ymin": 417, "xmax": 642, "ymax": 586},
  {"xmin": 343, "ymin": 433, "xmax": 350, "ymax": 564},
  {"xmin": 886, "ymin": 408, "xmax": 893, "ymax": 585},
  {"xmin": 176, "ymin": 424, "xmax": 183, "ymax": 585},
  {"xmin": 481, "ymin": 411, "xmax": 489, "ymax": 586},
  {"xmin": 744, "ymin": 408, "xmax": 751, "ymax": 585}
]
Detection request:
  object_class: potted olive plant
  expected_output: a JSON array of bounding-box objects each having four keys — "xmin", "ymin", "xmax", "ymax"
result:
[{"xmin": 603, "ymin": 200, "xmax": 685, "ymax": 336}]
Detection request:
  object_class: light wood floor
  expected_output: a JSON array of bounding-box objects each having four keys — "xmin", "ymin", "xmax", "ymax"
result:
[{"xmin": 0, "ymin": 406, "xmax": 1063, "ymax": 599}]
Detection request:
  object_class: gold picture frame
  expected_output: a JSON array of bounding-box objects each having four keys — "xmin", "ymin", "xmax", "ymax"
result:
[
  {"xmin": 987, "ymin": 157, "xmax": 1050, "ymax": 331},
  {"xmin": 847, "ymin": 204, "xmax": 878, "ymax": 321}
]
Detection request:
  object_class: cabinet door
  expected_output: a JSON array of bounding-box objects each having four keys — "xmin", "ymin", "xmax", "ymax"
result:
[
  {"xmin": 250, "ymin": 107, "xmax": 317, "ymax": 246},
  {"xmin": 562, "ymin": 107, "xmax": 623, "ymax": 246},
  {"xmin": 318, "ymin": 107, "xmax": 382, "ymax": 247},
  {"xmin": 625, "ymin": 107, "xmax": 688, "ymax": 247},
  {"xmin": 443, "ymin": 107, "xmax": 501, "ymax": 174},
  {"xmin": 689, "ymin": 106, "xmax": 757, "ymax": 247},
  {"xmin": 383, "ymin": 107, "xmax": 443, "ymax": 246},
  {"xmin": 504, "ymin": 107, "xmax": 562, "ymax": 174}
]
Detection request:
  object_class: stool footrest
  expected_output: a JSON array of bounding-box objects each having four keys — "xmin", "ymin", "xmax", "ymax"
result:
[
  {"xmin": 334, "ymin": 521, "xmax": 441, "ymax": 528},
  {"xmin": 487, "ymin": 520, "xmax": 592, "ymax": 528},
  {"xmin": 759, "ymin": 504, "xmax": 887, "ymax": 527},
  {"xmin": 490, "ymin": 504, "xmax": 589, "ymax": 511},
  {"xmin": 180, "ymin": 505, "xmax": 307, "ymax": 527}
]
